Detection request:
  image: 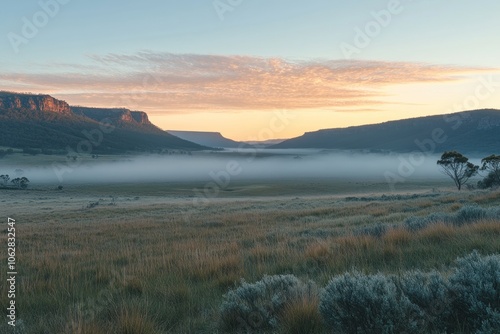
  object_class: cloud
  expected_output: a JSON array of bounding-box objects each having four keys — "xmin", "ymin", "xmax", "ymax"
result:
[{"xmin": 0, "ymin": 51, "xmax": 494, "ymax": 113}]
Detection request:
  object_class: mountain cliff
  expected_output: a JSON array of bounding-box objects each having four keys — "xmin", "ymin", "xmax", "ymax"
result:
[
  {"xmin": 271, "ymin": 109, "xmax": 500, "ymax": 155},
  {"xmin": 0, "ymin": 92, "xmax": 208, "ymax": 153},
  {"xmin": 72, "ymin": 107, "xmax": 159, "ymax": 132},
  {"xmin": 0, "ymin": 92, "xmax": 71, "ymax": 115}
]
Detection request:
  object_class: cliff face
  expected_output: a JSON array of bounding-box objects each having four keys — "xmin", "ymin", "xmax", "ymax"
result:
[
  {"xmin": 0, "ymin": 92, "xmax": 154, "ymax": 128},
  {"xmin": 131, "ymin": 111, "xmax": 153, "ymax": 126},
  {"xmin": 71, "ymin": 107, "xmax": 154, "ymax": 127},
  {"xmin": 0, "ymin": 91, "xmax": 208, "ymax": 152},
  {"xmin": 0, "ymin": 92, "xmax": 71, "ymax": 114}
]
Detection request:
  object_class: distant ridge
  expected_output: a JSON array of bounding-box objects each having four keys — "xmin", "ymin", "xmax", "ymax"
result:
[
  {"xmin": 244, "ymin": 139, "xmax": 286, "ymax": 147},
  {"xmin": 72, "ymin": 106, "xmax": 160, "ymax": 132},
  {"xmin": 167, "ymin": 130, "xmax": 241, "ymax": 148},
  {"xmin": 271, "ymin": 109, "xmax": 500, "ymax": 155},
  {"xmin": 0, "ymin": 92, "xmax": 209, "ymax": 153}
]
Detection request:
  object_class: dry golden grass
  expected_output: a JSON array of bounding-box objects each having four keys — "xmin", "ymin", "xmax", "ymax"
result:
[
  {"xmin": 115, "ymin": 304, "xmax": 157, "ymax": 334},
  {"xmin": 0, "ymin": 188, "xmax": 499, "ymax": 333},
  {"xmin": 417, "ymin": 223, "xmax": 456, "ymax": 243},
  {"xmin": 305, "ymin": 241, "xmax": 331, "ymax": 264},
  {"xmin": 280, "ymin": 293, "xmax": 324, "ymax": 334},
  {"xmin": 474, "ymin": 190, "xmax": 500, "ymax": 204},
  {"xmin": 383, "ymin": 228, "xmax": 412, "ymax": 245}
]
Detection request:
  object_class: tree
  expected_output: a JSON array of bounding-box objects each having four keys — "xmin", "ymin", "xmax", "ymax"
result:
[
  {"xmin": 480, "ymin": 154, "xmax": 500, "ymax": 186},
  {"xmin": 477, "ymin": 171, "xmax": 499, "ymax": 189},
  {"xmin": 11, "ymin": 177, "xmax": 29, "ymax": 189},
  {"xmin": 0, "ymin": 174, "xmax": 10, "ymax": 186},
  {"xmin": 437, "ymin": 151, "xmax": 479, "ymax": 190}
]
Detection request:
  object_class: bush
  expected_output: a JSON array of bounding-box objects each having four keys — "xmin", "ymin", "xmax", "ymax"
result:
[
  {"xmin": 398, "ymin": 270, "xmax": 451, "ymax": 332},
  {"xmin": 354, "ymin": 223, "xmax": 389, "ymax": 238},
  {"xmin": 219, "ymin": 274, "xmax": 304, "ymax": 333},
  {"xmin": 221, "ymin": 252, "xmax": 500, "ymax": 333},
  {"xmin": 454, "ymin": 205, "xmax": 488, "ymax": 226},
  {"xmin": 404, "ymin": 205, "xmax": 500, "ymax": 232},
  {"xmin": 404, "ymin": 212, "xmax": 450, "ymax": 232},
  {"xmin": 477, "ymin": 309, "xmax": 500, "ymax": 334},
  {"xmin": 449, "ymin": 251, "xmax": 500, "ymax": 332},
  {"xmin": 319, "ymin": 272, "xmax": 422, "ymax": 334},
  {"xmin": 403, "ymin": 216, "xmax": 430, "ymax": 232}
]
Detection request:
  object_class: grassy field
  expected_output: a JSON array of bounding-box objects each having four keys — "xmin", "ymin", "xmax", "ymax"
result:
[{"xmin": 0, "ymin": 172, "xmax": 499, "ymax": 333}]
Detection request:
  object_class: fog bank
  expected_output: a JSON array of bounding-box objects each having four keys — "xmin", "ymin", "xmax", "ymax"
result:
[{"xmin": 2, "ymin": 150, "xmax": 453, "ymax": 185}]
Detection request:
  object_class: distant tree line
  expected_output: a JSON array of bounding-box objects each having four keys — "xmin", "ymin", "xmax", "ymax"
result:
[
  {"xmin": 437, "ymin": 151, "xmax": 500, "ymax": 190},
  {"xmin": 0, "ymin": 174, "xmax": 30, "ymax": 189}
]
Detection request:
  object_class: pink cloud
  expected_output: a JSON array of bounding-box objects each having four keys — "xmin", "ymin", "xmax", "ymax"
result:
[{"xmin": 0, "ymin": 52, "xmax": 494, "ymax": 113}]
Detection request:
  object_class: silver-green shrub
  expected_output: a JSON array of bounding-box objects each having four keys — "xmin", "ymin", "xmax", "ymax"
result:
[
  {"xmin": 449, "ymin": 251, "xmax": 500, "ymax": 332},
  {"xmin": 454, "ymin": 205, "xmax": 489, "ymax": 226},
  {"xmin": 319, "ymin": 272, "xmax": 422, "ymax": 334},
  {"xmin": 398, "ymin": 270, "xmax": 451, "ymax": 332},
  {"xmin": 404, "ymin": 205, "xmax": 500, "ymax": 231},
  {"xmin": 404, "ymin": 212, "xmax": 449, "ymax": 231},
  {"xmin": 219, "ymin": 274, "xmax": 303, "ymax": 333},
  {"xmin": 477, "ymin": 308, "xmax": 500, "ymax": 334},
  {"xmin": 354, "ymin": 223, "xmax": 389, "ymax": 238}
]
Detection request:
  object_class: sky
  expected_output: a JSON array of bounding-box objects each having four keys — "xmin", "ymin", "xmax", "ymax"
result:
[{"xmin": 1, "ymin": 0, "xmax": 500, "ymax": 141}]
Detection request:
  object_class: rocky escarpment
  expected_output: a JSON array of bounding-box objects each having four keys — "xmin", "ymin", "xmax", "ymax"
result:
[
  {"xmin": 71, "ymin": 107, "xmax": 155, "ymax": 127},
  {"xmin": 0, "ymin": 92, "xmax": 71, "ymax": 114},
  {"xmin": 0, "ymin": 92, "xmax": 154, "ymax": 128},
  {"xmin": 0, "ymin": 91, "xmax": 208, "ymax": 152},
  {"xmin": 131, "ymin": 111, "xmax": 153, "ymax": 126}
]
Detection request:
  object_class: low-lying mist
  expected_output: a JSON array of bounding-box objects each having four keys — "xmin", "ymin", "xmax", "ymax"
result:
[{"xmin": 4, "ymin": 150, "xmax": 451, "ymax": 186}]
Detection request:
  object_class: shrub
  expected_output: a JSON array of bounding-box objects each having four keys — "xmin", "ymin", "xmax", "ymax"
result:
[
  {"xmin": 354, "ymin": 223, "xmax": 389, "ymax": 238},
  {"xmin": 449, "ymin": 251, "xmax": 500, "ymax": 332},
  {"xmin": 477, "ymin": 309, "xmax": 500, "ymax": 334},
  {"xmin": 454, "ymin": 205, "xmax": 488, "ymax": 226},
  {"xmin": 427, "ymin": 212, "xmax": 452, "ymax": 224},
  {"xmin": 404, "ymin": 216, "xmax": 430, "ymax": 232},
  {"xmin": 319, "ymin": 272, "xmax": 422, "ymax": 334},
  {"xmin": 404, "ymin": 205, "xmax": 500, "ymax": 231},
  {"xmin": 404, "ymin": 212, "xmax": 450, "ymax": 232},
  {"xmin": 398, "ymin": 270, "xmax": 451, "ymax": 332},
  {"xmin": 219, "ymin": 274, "xmax": 304, "ymax": 333}
]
